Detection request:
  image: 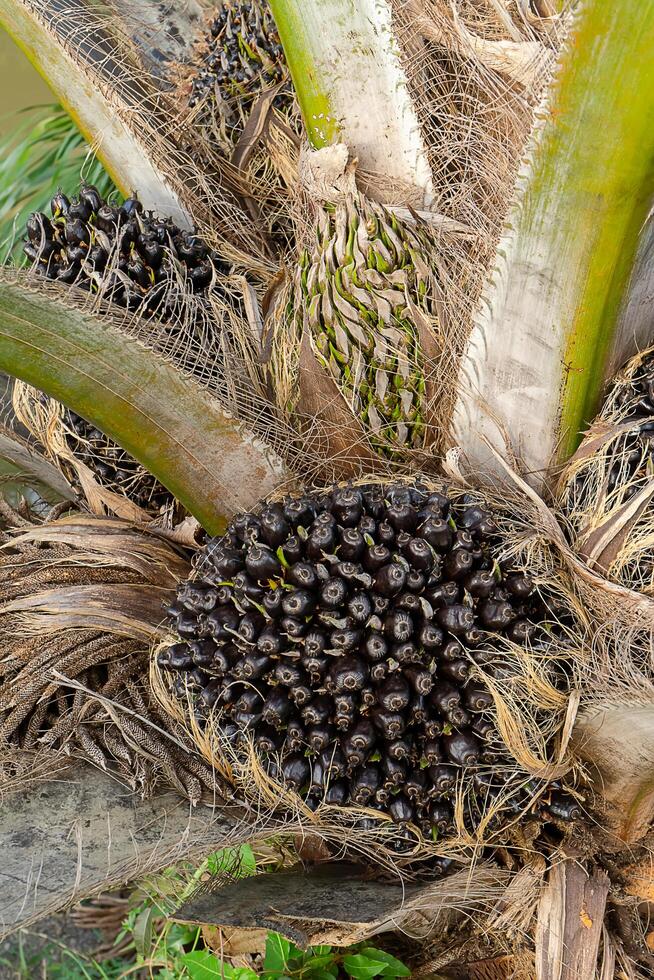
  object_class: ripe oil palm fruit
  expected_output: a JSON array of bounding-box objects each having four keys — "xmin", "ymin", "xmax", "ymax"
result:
[
  {"xmin": 188, "ymin": 0, "xmax": 291, "ymax": 142},
  {"xmin": 159, "ymin": 479, "xmax": 578, "ymax": 855},
  {"xmin": 184, "ymin": 0, "xmax": 300, "ymax": 257},
  {"xmin": 21, "ymin": 183, "xmax": 231, "ymax": 514},
  {"xmin": 24, "ymin": 184, "xmax": 228, "ymax": 309},
  {"xmin": 2, "ymin": 0, "xmax": 654, "ymax": 974}
]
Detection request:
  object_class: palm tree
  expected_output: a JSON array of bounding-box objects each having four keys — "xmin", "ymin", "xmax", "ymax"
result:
[{"xmin": 1, "ymin": 0, "xmax": 654, "ymax": 974}]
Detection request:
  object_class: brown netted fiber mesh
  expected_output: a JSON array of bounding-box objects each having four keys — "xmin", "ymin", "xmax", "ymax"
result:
[{"xmin": 176, "ymin": 0, "xmax": 303, "ymax": 263}]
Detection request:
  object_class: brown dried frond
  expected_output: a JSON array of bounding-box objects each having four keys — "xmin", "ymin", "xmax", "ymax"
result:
[{"xmin": 0, "ymin": 509, "xmax": 221, "ymax": 802}]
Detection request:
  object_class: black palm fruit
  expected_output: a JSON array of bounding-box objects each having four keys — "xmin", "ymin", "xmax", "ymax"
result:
[
  {"xmin": 189, "ymin": 1, "xmax": 287, "ymax": 113},
  {"xmin": 24, "ymin": 184, "xmax": 227, "ymax": 313},
  {"xmin": 25, "ymin": 183, "xmax": 230, "ymax": 513},
  {"xmin": 58, "ymin": 410, "xmax": 171, "ymax": 513},
  {"xmin": 162, "ymin": 482, "xmax": 569, "ymax": 839}
]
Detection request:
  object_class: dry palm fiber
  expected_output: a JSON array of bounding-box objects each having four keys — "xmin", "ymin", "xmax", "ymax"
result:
[
  {"xmin": 0, "ymin": 509, "xmax": 220, "ymax": 804},
  {"xmin": 12, "ymin": 381, "xmax": 173, "ymax": 523},
  {"xmin": 557, "ymin": 345, "xmax": 654, "ymax": 598},
  {"xmin": 13, "ymin": 381, "xmax": 174, "ymax": 521},
  {"xmin": 180, "ymin": 0, "xmax": 302, "ymax": 260},
  {"xmin": 390, "ymin": 0, "xmax": 564, "ymax": 357},
  {"xmin": 153, "ymin": 475, "xmax": 585, "ymax": 873},
  {"xmin": 553, "ymin": 345, "xmax": 654, "ymax": 677}
]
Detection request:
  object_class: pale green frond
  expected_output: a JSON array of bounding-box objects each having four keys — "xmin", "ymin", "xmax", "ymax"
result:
[
  {"xmin": 452, "ymin": 0, "xmax": 654, "ymax": 488},
  {"xmin": 269, "ymin": 0, "xmax": 433, "ymax": 206},
  {"xmin": 0, "ymin": 270, "xmax": 287, "ymax": 534}
]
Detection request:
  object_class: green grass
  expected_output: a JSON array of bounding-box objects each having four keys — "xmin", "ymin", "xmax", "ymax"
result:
[
  {"xmin": 0, "ymin": 933, "xmax": 127, "ymax": 979},
  {"xmin": 0, "ymin": 103, "xmax": 115, "ymax": 262}
]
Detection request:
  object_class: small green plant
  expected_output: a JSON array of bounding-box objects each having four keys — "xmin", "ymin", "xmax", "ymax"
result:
[
  {"xmin": 110, "ymin": 844, "xmax": 410, "ymax": 979},
  {"xmin": 0, "ymin": 929, "xmax": 128, "ymax": 979},
  {"xmin": 181, "ymin": 936, "xmax": 411, "ymax": 979}
]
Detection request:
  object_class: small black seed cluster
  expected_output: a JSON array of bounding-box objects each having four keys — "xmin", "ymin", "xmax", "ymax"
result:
[
  {"xmin": 22, "ymin": 183, "xmax": 227, "ymax": 511},
  {"xmin": 161, "ymin": 484, "xmax": 573, "ymax": 839},
  {"xmin": 24, "ymin": 184, "xmax": 228, "ymax": 314},
  {"xmin": 189, "ymin": 1, "xmax": 291, "ymax": 129},
  {"xmin": 63, "ymin": 411, "xmax": 170, "ymax": 513},
  {"xmin": 602, "ymin": 354, "xmax": 654, "ymax": 496}
]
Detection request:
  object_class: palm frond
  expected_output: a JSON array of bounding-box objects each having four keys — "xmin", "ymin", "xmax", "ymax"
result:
[
  {"xmin": 0, "ymin": 270, "xmax": 288, "ymax": 533},
  {"xmin": 451, "ymin": 0, "xmax": 654, "ymax": 487}
]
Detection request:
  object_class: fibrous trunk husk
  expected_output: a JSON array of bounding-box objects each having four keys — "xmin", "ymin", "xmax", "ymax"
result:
[{"xmin": 0, "ymin": 754, "xmax": 249, "ymax": 940}]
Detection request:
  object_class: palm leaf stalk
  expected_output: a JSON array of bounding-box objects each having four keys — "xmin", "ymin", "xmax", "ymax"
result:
[
  {"xmin": 0, "ymin": 271, "xmax": 286, "ymax": 534},
  {"xmin": 451, "ymin": 0, "xmax": 654, "ymax": 488},
  {"xmin": 268, "ymin": 0, "xmax": 433, "ymax": 206}
]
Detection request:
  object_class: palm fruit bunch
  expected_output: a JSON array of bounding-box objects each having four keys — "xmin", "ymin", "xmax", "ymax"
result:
[
  {"xmin": 272, "ymin": 159, "xmax": 445, "ymax": 468},
  {"xmin": 63, "ymin": 410, "xmax": 170, "ymax": 513},
  {"xmin": 188, "ymin": 1, "xmax": 292, "ymax": 139},
  {"xmin": 23, "ymin": 183, "xmax": 227, "ymax": 314},
  {"xmin": 22, "ymin": 183, "xmax": 230, "ymax": 513},
  {"xmin": 160, "ymin": 482, "xmax": 578, "ymax": 840},
  {"xmin": 558, "ymin": 346, "xmax": 654, "ymax": 594}
]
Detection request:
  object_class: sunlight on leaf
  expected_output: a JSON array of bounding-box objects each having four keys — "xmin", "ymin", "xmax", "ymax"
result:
[
  {"xmin": 207, "ymin": 844, "xmax": 257, "ymax": 878},
  {"xmin": 264, "ymin": 932, "xmax": 293, "ymax": 973},
  {"xmin": 182, "ymin": 949, "xmax": 258, "ymax": 979}
]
